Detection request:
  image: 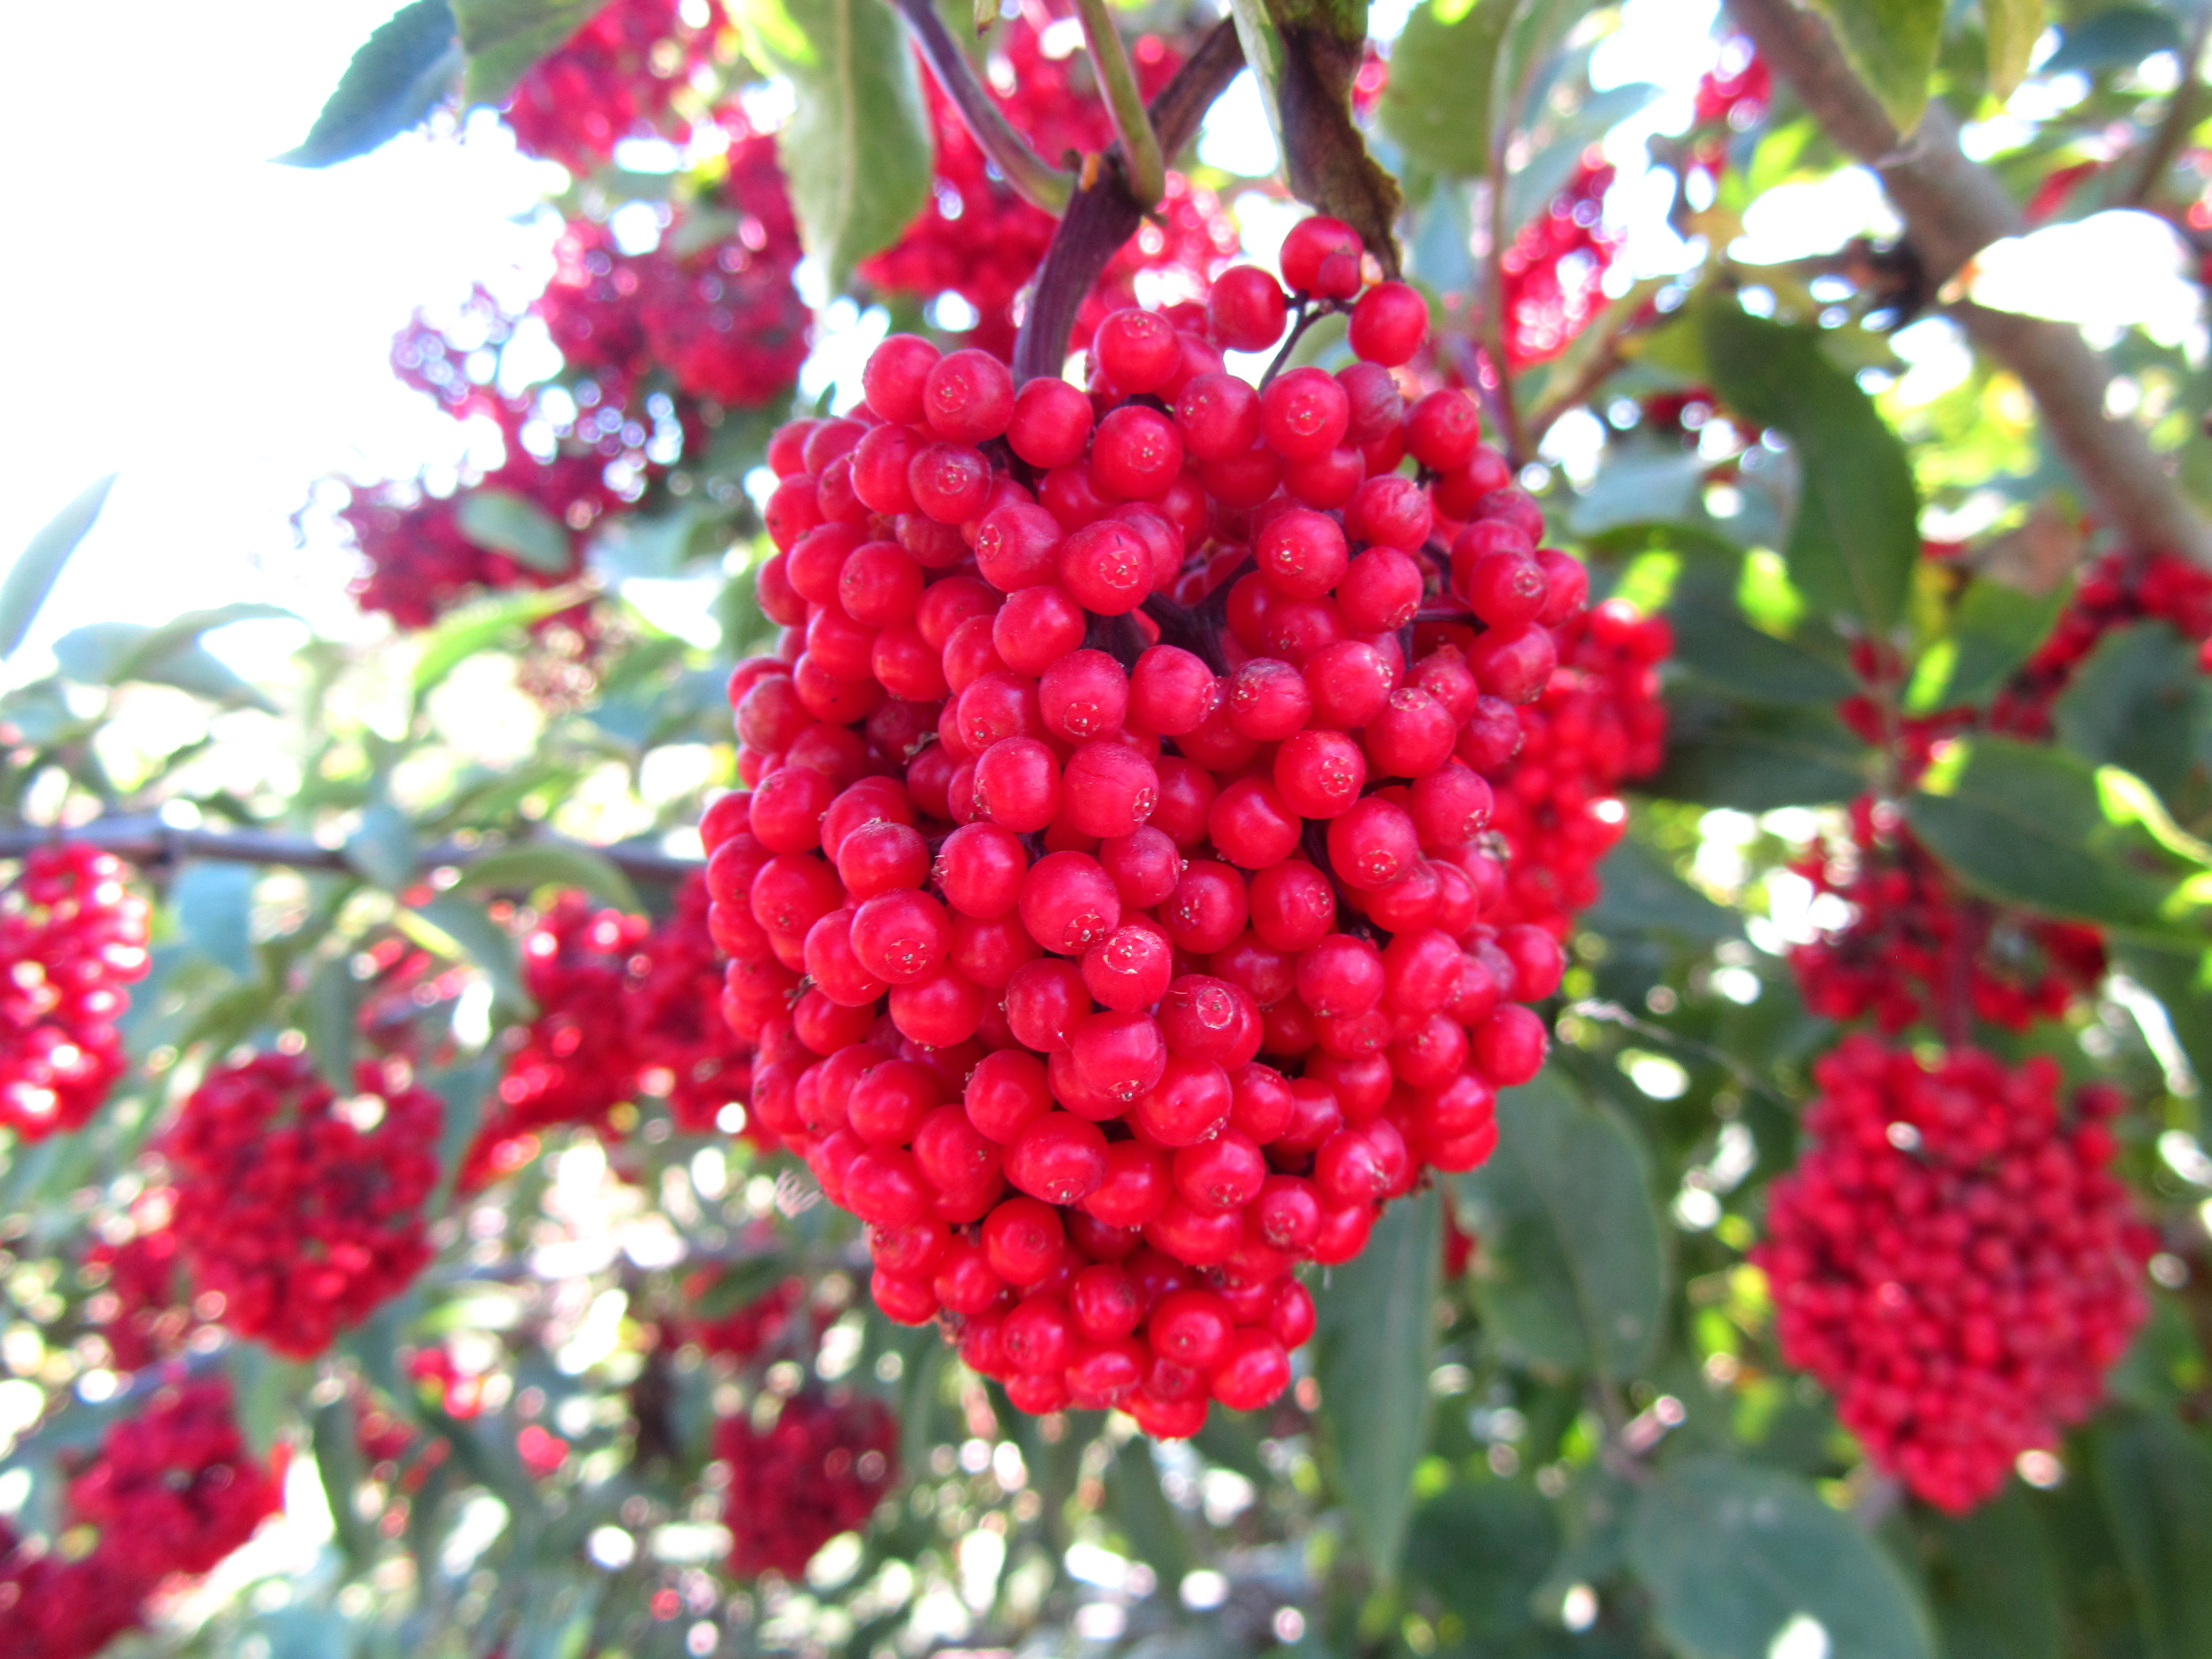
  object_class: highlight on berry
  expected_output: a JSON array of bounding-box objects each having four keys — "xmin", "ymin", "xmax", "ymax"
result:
[{"xmin": 3, "ymin": 0, "xmax": 2208, "ymax": 1655}]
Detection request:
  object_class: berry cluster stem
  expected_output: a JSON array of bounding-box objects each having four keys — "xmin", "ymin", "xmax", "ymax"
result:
[
  {"xmin": 1070, "ymin": 0, "xmax": 1165, "ymax": 211},
  {"xmin": 887, "ymin": 0, "xmax": 1075, "ymax": 214}
]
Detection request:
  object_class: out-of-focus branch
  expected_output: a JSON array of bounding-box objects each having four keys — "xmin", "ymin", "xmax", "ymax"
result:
[
  {"xmin": 0, "ymin": 816, "xmax": 701, "ymax": 881},
  {"xmin": 1728, "ymin": 0, "xmax": 2212, "ymax": 567},
  {"xmin": 885, "ymin": 0, "xmax": 1073, "ymax": 213},
  {"xmin": 1011, "ymin": 19, "xmax": 1244, "ymax": 381},
  {"xmin": 2121, "ymin": 8, "xmax": 2212, "ymax": 206}
]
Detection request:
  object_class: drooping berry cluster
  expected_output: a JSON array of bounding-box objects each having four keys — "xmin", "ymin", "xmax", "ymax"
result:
[
  {"xmin": 84, "ymin": 1225, "xmax": 186, "ymax": 1373},
  {"xmin": 164, "ymin": 1053, "xmax": 442, "ymax": 1358},
  {"xmin": 466, "ymin": 895, "xmax": 650, "ymax": 1184},
  {"xmin": 0, "ymin": 845, "xmax": 150, "ymax": 1140},
  {"xmin": 502, "ymin": 0, "xmax": 730, "ymax": 173},
  {"xmin": 627, "ymin": 873, "xmax": 756, "ymax": 1133},
  {"xmin": 1787, "ymin": 796, "xmax": 2105, "ymax": 1034},
  {"xmin": 0, "ymin": 1378, "xmax": 285, "ymax": 1656},
  {"xmin": 1754, "ymin": 1037, "xmax": 2152, "ymax": 1512},
  {"xmin": 705, "ymin": 219, "xmax": 1668, "ymax": 1430},
  {"xmin": 717, "ymin": 1389, "xmax": 897, "ymax": 1577},
  {"xmin": 1499, "ymin": 151, "xmax": 1622, "ymax": 368},
  {"xmin": 861, "ymin": 14, "xmax": 1235, "ymax": 356}
]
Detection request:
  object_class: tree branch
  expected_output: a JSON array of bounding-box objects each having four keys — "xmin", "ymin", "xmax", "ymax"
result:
[
  {"xmin": 0, "ymin": 816, "xmax": 701, "ymax": 882},
  {"xmin": 1727, "ymin": 0, "xmax": 2212, "ymax": 567},
  {"xmin": 1010, "ymin": 18, "xmax": 1245, "ymax": 381},
  {"xmin": 885, "ymin": 0, "xmax": 1073, "ymax": 214}
]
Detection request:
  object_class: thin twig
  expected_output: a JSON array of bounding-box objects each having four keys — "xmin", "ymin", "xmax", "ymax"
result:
[
  {"xmin": 884, "ymin": 0, "xmax": 1074, "ymax": 213},
  {"xmin": 2121, "ymin": 6, "xmax": 2212, "ymax": 207},
  {"xmin": 1480, "ymin": 174, "xmax": 1528, "ymax": 467},
  {"xmin": 1726, "ymin": 0, "xmax": 2212, "ymax": 567},
  {"xmin": 0, "ymin": 815, "xmax": 701, "ymax": 882},
  {"xmin": 1070, "ymin": 0, "xmax": 1164, "ymax": 211}
]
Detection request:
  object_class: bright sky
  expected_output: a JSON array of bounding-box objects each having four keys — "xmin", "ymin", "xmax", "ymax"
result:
[{"xmin": 2, "ymin": 0, "xmax": 2187, "ymax": 685}]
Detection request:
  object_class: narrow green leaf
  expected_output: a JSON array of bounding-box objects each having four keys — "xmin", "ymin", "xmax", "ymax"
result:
[
  {"xmin": 454, "ymin": 0, "xmax": 605, "ymax": 103},
  {"xmin": 1630, "ymin": 1458, "xmax": 1933, "ymax": 1659},
  {"xmin": 227, "ymin": 1341, "xmax": 311, "ymax": 1461},
  {"xmin": 1700, "ymin": 302, "xmax": 1920, "ymax": 635},
  {"xmin": 2053, "ymin": 622, "xmax": 2210, "ymax": 803},
  {"xmin": 1, "ymin": 474, "xmax": 114, "ymax": 660},
  {"xmin": 280, "ymin": 0, "xmax": 461, "ymax": 166},
  {"xmin": 1983, "ymin": 0, "xmax": 2043, "ymax": 99},
  {"xmin": 1647, "ymin": 694, "xmax": 1867, "ymax": 811},
  {"xmin": 745, "ymin": 0, "xmax": 931, "ymax": 287},
  {"xmin": 1809, "ymin": 0, "xmax": 1945, "ymax": 132},
  {"xmin": 311, "ymin": 1391, "xmax": 379, "ymax": 1566},
  {"xmin": 1104, "ymin": 1441, "xmax": 1195, "ymax": 1586},
  {"xmin": 1934, "ymin": 574, "xmax": 2071, "ymax": 709},
  {"xmin": 455, "ymin": 486, "xmax": 574, "ymax": 575},
  {"xmin": 1377, "ymin": 0, "xmax": 1510, "ymax": 175},
  {"xmin": 406, "ymin": 893, "xmax": 532, "ymax": 1014},
  {"xmin": 1906, "ymin": 736, "xmax": 2192, "ymax": 936},
  {"xmin": 345, "ymin": 802, "xmax": 420, "ymax": 890},
  {"xmin": 1460, "ymin": 1070, "xmax": 1667, "ymax": 1379},
  {"xmin": 2094, "ymin": 1411, "xmax": 2212, "ymax": 1659},
  {"xmin": 410, "ymin": 581, "xmax": 591, "ymax": 705},
  {"xmin": 303, "ymin": 952, "xmax": 359, "ymax": 1094},
  {"xmin": 427, "ymin": 1057, "xmax": 498, "ymax": 1207},
  {"xmin": 1926, "ymin": 1487, "xmax": 2062, "ymax": 1659},
  {"xmin": 1312, "ymin": 1185, "xmax": 1441, "ymax": 1578},
  {"xmin": 454, "ymin": 842, "xmax": 642, "ymax": 912}
]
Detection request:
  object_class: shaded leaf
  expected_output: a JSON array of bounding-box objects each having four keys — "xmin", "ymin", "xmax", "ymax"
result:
[
  {"xmin": 1808, "ymin": 0, "xmax": 1944, "ymax": 132},
  {"xmin": 1906, "ymin": 737, "xmax": 2192, "ymax": 937},
  {"xmin": 2093, "ymin": 1410, "xmax": 2212, "ymax": 1659},
  {"xmin": 455, "ymin": 487, "xmax": 573, "ymax": 575},
  {"xmin": 454, "ymin": 842, "xmax": 642, "ymax": 911},
  {"xmin": 1628, "ymin": 1456, "xmax": 1934, "ymax": 1659},
  {"xmin": 1583, "ymin": 839, "xmax": 1741, "ymax": 944},
  {"xmin": 303, "ymin": 953, "xmax": 359, "ymax": 1094},
  {"xmin": 1402, "ymin": 1479, "xmax": 1559, "ymax": 1642},
  {"xmin": 454, "ymin": 0, "xmax": 604, "ymax": 104},
  {"xmin": 2053, "ymin": 622, "xmax": 2209, "ymax": 803},
  {"xmin": 1926, "ymin": 1486, "xmax": 2061, "ymax": 1659},
  {"xmin": 227, "ymin": 1341, "xmax": 311, "ymax": 1461},
  {"xmin": 1311, "ymin": 1184, "xmax": 1440, "ymax": 1578},
  {"xmin": 1377, "ymin": 0, "xmax": 1511, "ymax": 176},
  {"xmin": 1104, "ymin": 1440, "xmax": 1194, "ymax": 1586},
  {"xmin": 173, "ymin": 861, "xmax": 259, "ymax": 980},
  {"xmin": 1983, "ymin": 0, "xmax": 2043, "ymax": 99},
  {"xmin": 345, "ymin": 802, "xmax": 420, "ymax": 891},
  {"xmin": 1701, "ymin": 303, "xmax": 1919, "ymax": 635},
  {"xmin": 1, "ymin": 474, "xmax": 114, "ymax": 660},
  {"xmin": 1647, "ymin": 695, "xmax": 1866, "ymax": 810},
  {"xmin": 746, "ymin": 0, "xmax": 932, "ymax": 287},
  {"xmin": 2044, "ymin": 5, "xmax": 2180, "ymax": 73},
  {"xmin": 1668, "ymin": 579, "xmax": 1856, "ymax": 707},
  {"xmin": 1460, "ymin": 1071, "xmax": 1666, "ymax": 1379},
  {"xmin": 280, "ymin": 0, "xmax": 461, "ymax": 166},
  {"xmin": 1924, "ymin": 573, "xmax": 2070, "ymax": 710}
]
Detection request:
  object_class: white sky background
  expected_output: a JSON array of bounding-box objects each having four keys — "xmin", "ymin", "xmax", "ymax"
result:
[{"xmin": 0, "ymin": 0, "xmax": 2193, "ymax": 684}]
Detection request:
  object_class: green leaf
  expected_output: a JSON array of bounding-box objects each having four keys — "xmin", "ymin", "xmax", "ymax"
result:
[
  {"xmin": 453, "ymin": 0, "xmax": 605, "ymax": 103},
  {"xmin": 226, "ymin": 1341, "xmax": 312, "ymax": 1461},
  {"xmin": 1, "ymin": 474, "xmax": 114, "ymax": 660},
  {"xmin": 1982, "ymin": 0, "xmax": 2043, "ymax": 99},
  {"xmin": 1807, "ymin": 0, "xmax": 1944, "ymax": 132},
  {"xmin": 410, "ymin": 581, "xmax": 591, "ymax": 706},
  {"xmin": 453, "ymin": 843, "xmax": 641, "ymax": 911},
  {"xmin": 455, "ymin": 486, "xmax": 573, "ymax": 575},
  {"xmin": 311, "ymin": 1391, "xmax": 378, "ymax": 1566},
  {"xmin": 345, "ymin": 801, "xmax": 420, "ymax": 890},
  {"xmin": 2045, "ymin": 5, "xmax": 2180, "ymax": 74},
  {"xmin": 1311, "ymin": 1184, "xmax": 1441, "ymax": 1579},
  {"xmin": 51, "ymin": 603, "xmax": 293, "ymax": 710},
  {"xmin": 744, "ymin": 0, "xmax": 931, "ymax": 288},
  {"xmin": 428, "ymin": 1058, "xmax": 498, "ymax": 1205},
  {"xmin": 280, "ymin": 0, "xmax": 461, "ymax": 166},
  {"xmin": 303, "ymin": 952, "xmax": 359, "ymax": 1094},
  {"xmin": 173, "ymin": 861, "xmax": 259, "ymax": 979},
  {"xmin": 1927, "ymin": 1486, "xmax": 2061, "ymax": 1659},
  {"xmin": 1460, "ymin": 1071, "xmax": 1667, "ymax": 1380},
  {"xmin": 1402, "ymin": 1480, "xmax": 1559, "ymax": 1643},
  {"xmin": 2093, "ymin": 1410, "xmax": 2212, "ymax": 1659},
  {"xmin": 1631, "ymin": 1459, "xmax": 1932, "ymax": 1658},
  {"xmin": 1668, "ymin": 581, "xmax": 1857, "ymax": 707},
  {"xmin": 1700, "ymin": 303, "xmax": 1920, "ymax": 636},
  {"xmin": 1104, "ymin": 1440, "xmax": 1195, "ymax": 1586},
  {"xmin": 1906, "ymin": 736, "xmax": 2192, "ymax": 937},
  {"xmin": 1377, "ymin": 0, "xmax": 1511, "ymax": 176},
  {"xmin": 1927, "ymin": 574, "xmax": 2071, "ymax": 710},
  {"xmin": 1583, "ymin": 839, "xmax": 1742, "ymax": 944},
  {"xmin": 1647, "ymin": 695, "xmax": 1867, "ymax": 811},
  {"xmin": 2053, "ymin": 622, "xmax": 2210, "ymax": 803},
  {"xmin": 406, "ymin": 892, "xmax": 532, "ymax": 1014}
]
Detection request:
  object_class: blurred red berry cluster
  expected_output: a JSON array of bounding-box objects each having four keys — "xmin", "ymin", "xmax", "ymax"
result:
[
  {"xmin": 1499, "ymin": 152, "xmax": 1622, "ymax": 368},
  {"xmin": 718, "ymin": 1389, "xmax": 898, "ymax": 1577},
  {"xmin": 1754, "ymin": 1037, "xmax": 2152, "ymax": 1512},
  {"xmin": 504, "ymin": 0, "xmax": 731, "ymax": 174},
  {"xmin": 0, "ymin": 845, "xmax": 150, "ymax": 1140},
  {"xmin": 1994, "ymin": 547, "xmax": 2212, "ymax": 734}
]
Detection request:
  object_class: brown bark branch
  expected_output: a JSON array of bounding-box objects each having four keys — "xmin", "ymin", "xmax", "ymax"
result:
[
  {"xmin": 886, "ymin": 0, "xmax": 1073, "ymax": 212},
  {"xmin": 1727, "ymin": 0, "xmax": 2212, "ymax": 567},
  {"xmin": 1011, "ymin": 19, "xmax": 1245, "ymax": 381},
  {"xmin": 0, "ymin": 816, "xmax": 701, "ymax": 882}
]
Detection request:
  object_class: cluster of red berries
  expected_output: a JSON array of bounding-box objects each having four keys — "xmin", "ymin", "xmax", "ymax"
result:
[
  {"xmin": 1690, "ymin": 40, "xmax": 1771, "ymax": 140},
  {"xmin": 1499, "ymin": 151, "xmax": 1621, "ymax": 368},
  {"xmin": 717, "ymin": 1389, "xmax": 897, "ymax": 1577},
  {"xmin": 676, "ymin": 1272, "xmax": 803, "ymax": 1360},
  {"xmin": 1788, "ymin": 796, "xmax": 2107, "ymax": 1034},
  {"xmin": 164, "ymin": 1053, "xmax": 442, "ymax": 1359},
  {"xmin": 0, "ymin": 845, "xmax": 150, "ymax": 1140},
  {"xmin": 84, "ymin": 1226, "xmax": 185, "ymax": 1373},
  {"xmin": 1992, "ymin": 547, "xmax": 2212, "ymax": 735},
  {"xmin": 502, "ymin": 0, "xmax": 729, "ymax": 173},
  {"xmin": 1754, "ymin": 1036, "xmax": 2152, "ymax": 1512},
  {"xmin": 861, "ymin": 12, "xmax": 1235, "ymax": 357},
  {"xmin": 467, "ymin": 875, "xmax": 758, "ymax": 1180},
  {"xmin": 0, "ymin": 1379, "xmax": 284, "ymax": 1657},
  {"xmin": 700, "ymin": 219, "xmax": 1670, "ymax": 1431}
]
